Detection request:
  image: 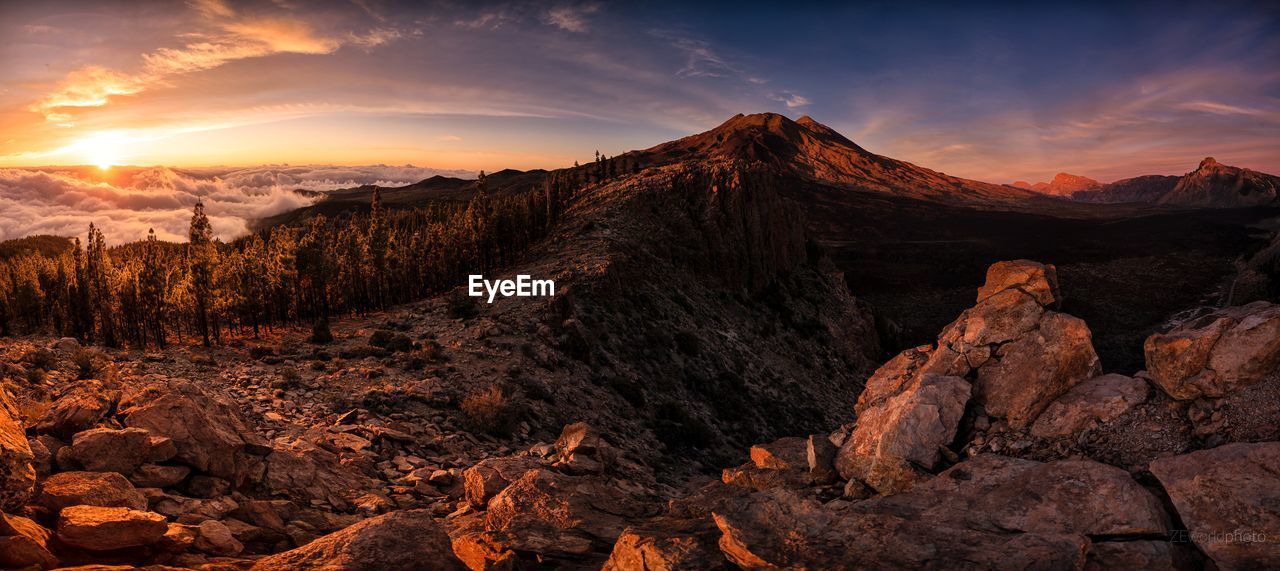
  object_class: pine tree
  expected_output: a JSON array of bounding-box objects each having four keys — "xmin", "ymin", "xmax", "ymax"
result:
[
  {"xmin": 188, "ymin": 202, "xmax": 217, "ymax": 347},
  {"xmin": 139, "ymin": 228, "xmax": 167, "ymax": 348}
]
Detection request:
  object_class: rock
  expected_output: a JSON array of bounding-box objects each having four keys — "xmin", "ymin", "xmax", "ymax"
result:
[
  {"xmin": 0, "ymin": 512, "xmax": 58, "ymax": 569},
  {"xmin": 836, "ymin": 374, "xmax": 970, "ymax": 494},
  {"xmin": 712, "ymin": 487, "xmax": 1089, "ymax": 570},
  {"xmin": 264, "ymin": 439, "xmax": 378, "ymax": 511},
  {"xmin": 68, "ymin": 427, "xmax": 176, "ymax": 474},
  {"xmin": 805, "ymin": 434, "xmax": 839, "ymax": 485},
  {"xmin": 1145, "ymin": 302, "xmax": 1280, "ymax": 400},
  {"xmin": 972, "ymin": 311, "xmax": 1100, "ymax": 428},
  {"xmin": 462, "ymin": 456, "xmax": 543, "ymax": 508},
  {"xmin": 194, "ymin": 519, "xmax": 243, "ymax": 555},
  {"xmin": 1150, "ymin": 443, "xmax": 1280, "ymax": 569},
  {"xmin": 158, "ymin": 522, "xmax": 198, "ymax": 552},
  {"xmin": 1030, "ymin": 374, "xmax": 1149, "ymax": 438},
  {"xmin": 748, "ymin": 436, "xmax": 807, "ymax": 470},
  {"xmin": 56, "ymin": 505, "xmax": 168, "ymax": 551},
  {"xmin": 713, "ymin": 454, "xmax": 1168, "ymax": 569},
  {"xmin": 854, "ymin": 261, "xmax": 1100, "ymax": 433},
  {"xmin": 1085, "ymin": 540, "xmax": 1195, "ymax": 570},
  {"xmin": 0, "ymin": 389, "xmax": 36, "ymax": 512},
  {"xmin": 36, "ymin": 380, "xmax": 119, "ymax": 439},
  {"xmin": 251, "ymin": 509, "xmax": 461, "ymax": 570},
  {"xmin": 603, "ymin": 518, "xmax": 728, "ymax": 570},
  {"xmin": 976, "ymin": 260, "xmax": 1061, "ymax": 307},
  {"xmin": 553, "ymin": 422, "xmax": 615, "ymax": 474},
  {"xmin": 187, "ymin": 475, "xmax": 231, "ymax": 498},
  {"xmin": 120, "ymin": 379, "xmax": 265, "ymax": 486},
  {"xmin": 129, "ymin": 464, "xmax": 191, "ymax": 488},
  {"xmin": 38, "ymin": 471, "xmax": 147, "ymax": 513}
]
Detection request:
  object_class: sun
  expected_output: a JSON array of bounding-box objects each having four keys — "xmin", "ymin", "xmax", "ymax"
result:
[{"xmin": 73, "ymin": 132, "xmax": 127, "ymax": 170}]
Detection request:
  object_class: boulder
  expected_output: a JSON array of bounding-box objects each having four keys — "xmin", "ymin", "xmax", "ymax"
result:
[
  {"xmin": 462, "ymin": 456, "xmax": 544, "ymax": 508},
  {"xmin": 264, "ymin": 439, "xmax": 378, "ymax": 511},
  {"xmin": 120, "ymin": 379, "xmax": 266, "ymax": 486},
  {"xmin": 852, "ymin": 261, "xmax": 1100, "ymax": 434},
  {"xmin": 35, "ymin": 380, "xmax": 119, "ymax": 439},
  {"xmin": 1150, "ymin": 443, "xmax": 1280, "ymax": 569},
  {"xmin": 0, "ymin": 512, "xmax": 58, "ymax": 569},
  {"xmin": 971, "ymin": 311, "xmax": 1100, "ymax": 428},
  {"xmin": 1030, "ymin": 374, "xmax": 1149, "ymax": 438},
  {"xmin": 603, "ymin": 518, "xmax": 728, "ymax": 570},
  {"xmin": 748, "ymin": 437, "xmax": 807, "ymax": 470},
  {"xmin": 0, "ymin": 389, "xmax": 36, "ymax": 511},
  {"xmin": 68, "ymin": 427, "xmax": 176, "ymax": 474},
  {"xmin": 56, "ymin": 505, "xmax": 168, "ymax": 551},
  {"xmin": 37, "ymin": 471, "xmax": 147, "ymax": 513},
  {"xmin": 836, "ymin": 374, "xmax": 969, "ymax": 494},
  {"xmin": 129, "ymin": 464, "xmax": 191, "ymax": 488},
  {"xmin": 193, "ymin": 519, "xmax": 243, "ymax": 555},
  {"xmin": 1145, "ymin": 302, "xmax": 1280, "ymax": 400},
  {"xmin": 712, "ymin": 454, "xmax": 1169, "ymax": 569},
  {"xmin": 251, "ymin": 509, "xmax": 461, "ymax": 570}
]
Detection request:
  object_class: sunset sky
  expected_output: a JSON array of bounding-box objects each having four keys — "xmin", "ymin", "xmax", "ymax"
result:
[{"xmin": 1, "ymin": 0, "xmax": 1278, "ymax": 184}]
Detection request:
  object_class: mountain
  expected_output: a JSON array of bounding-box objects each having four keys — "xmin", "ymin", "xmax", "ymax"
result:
[
  {"xmin": 1010, "ymin": 173, "xmax": 1102, "ymax": 196},
  {"xmin": 1157, "ymin": 157, "xmax": 1280, "ymax": 207},
  {"xmin": 1071, "ymin": 175, "xmax": 1179, "ymax": 204},
  {"xmin": 634, "ymin": 113, "xmax": 1037, "ymax": 204}
]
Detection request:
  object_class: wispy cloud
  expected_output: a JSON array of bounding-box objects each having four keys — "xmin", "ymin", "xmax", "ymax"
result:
[
  {"xmin": 542, "ymin": 3, "xmax": 600, "ymax": 33},
  {"xmin": 769, "ymin": 91, "xmax": 811, "ymax": 108},
  {"xmin": 28, "ymin": 2, "xmax": 399, "ymax": 123}
]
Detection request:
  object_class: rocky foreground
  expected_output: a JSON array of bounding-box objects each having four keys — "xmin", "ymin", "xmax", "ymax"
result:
[{"xmin": 0, "ymin": 259, "xmax": 1277, "ymax": 569}]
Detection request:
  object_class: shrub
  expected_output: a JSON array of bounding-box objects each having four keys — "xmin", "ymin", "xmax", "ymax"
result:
[
  {"xmin": 370, "ymin": 330, "xmax": 413, "ymax": 352},
  {"xmin": 71, "ymin": 348, "xmax": 101, "ymax": 380},
  {"xmin": 447, "ymin": 291, "xmax": 478, "ymax": 319},
  {"xmin": 309, "ymin": 317, "xmax": 334, "ymax": 344},
  {"xmin": 460, "ymin": 386, "xmax": 521, "ymax": 435},
  {"xmin": 25, "ymin": 367, "xmax": 46, "ymax": 384},
  {"xmin": 22, "ymin": 348, "xmax": 56, "ymax": 371}
]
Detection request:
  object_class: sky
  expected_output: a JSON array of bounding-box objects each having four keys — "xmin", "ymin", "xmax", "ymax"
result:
[{"xmin": 0, "ymin": 0, "xmax": 1278, "ymax": 241}]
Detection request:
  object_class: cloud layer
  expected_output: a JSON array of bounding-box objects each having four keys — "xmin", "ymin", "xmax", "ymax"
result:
[{"xmin": 0, "ymin": 164, "xmax": 472, "ymax": 244}]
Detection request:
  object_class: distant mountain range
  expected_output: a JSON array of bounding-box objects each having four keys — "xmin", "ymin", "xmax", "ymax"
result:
[{"xmin": 1014, "ymin": 157, "xmax": 1279, "ymax": 207}]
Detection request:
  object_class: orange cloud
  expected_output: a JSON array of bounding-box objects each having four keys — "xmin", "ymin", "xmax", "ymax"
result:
[{"xmin": 29, "ymin": 6, "xmax": 362, "ymax": 123}]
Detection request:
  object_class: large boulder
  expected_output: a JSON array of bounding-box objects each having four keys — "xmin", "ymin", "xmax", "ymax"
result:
[
  {"xmin": 850, "ymin": 261, "xmax": 1100, "ymax": 437},
  {"xmin": 1144, "ymin": 302, "xmax": 1280, "ymax": 400},
  {"xmin": 251, "ymin": 509, "xmax": 461, "ymax": 570},
  {"xmin": 462, "ymin": 456, "xmax": 544, "ymax": 508},
  {"xmin": 37, "ymin": 471, "xmax": 147, "ymax": 513},
  {"xmin": 0, "ymin": 512, "xmax": 57, "ymax": 569},
  {"xmin": 0, "ymin": 389, "xmax": 36, "ymax": 511},
  {"xmin": 120, "ymin": 379, "xmax": 267, "ymax": 486},
  {"xmin": 56, "ymin": 505, "xmax": 168, "ymax": 551},
  {"xmin": 836, "ymin": 374, "xmax": 970, "ymax": 494},
  {"xmin": 263, "ymin": 439, "xmax": 380, "ymax": 511},
  {"xmin": 453, "ymin": 468, "xmax": 657, "ymax": 569},
  {"xmin": 1150, "ymin": 443, "xmax": 1280, "ymax": 569},
  {"xmin": 603, "ymin": 517, "xmax": 728, "ymax": 570},
  {"xmin": 35, "ymin": 380, "xmax": 119, "ymax": 439},
  {"xmin": 67, "ymin": 427, "xmax": 176, "ymax": 474},
  {"xmin": 1030, "ymin": 374, "xmax": 1149, "ymax": 438},
  {"xmin": 712, "ymin": 454, "xmax": 1169, "ymax": 569}
]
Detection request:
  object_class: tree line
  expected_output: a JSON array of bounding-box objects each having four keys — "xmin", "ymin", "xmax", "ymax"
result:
[{"xmin": 0, "ymin": 165, "xmax": 609, "ymax": 347}]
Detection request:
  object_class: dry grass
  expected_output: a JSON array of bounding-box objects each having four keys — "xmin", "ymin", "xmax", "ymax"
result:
[{"xmin": 460, "ymin": 386, "xmax": 521, "ymax": 435}]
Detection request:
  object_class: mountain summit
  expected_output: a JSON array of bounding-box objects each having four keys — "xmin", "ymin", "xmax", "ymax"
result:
[
  {"xmin": 1157, "ymin": 156, "xmax": 1280, "ymax": 207},
  {"xmin": 636, "ymin": 113, "xmax": 1034, "ymax": 204}
]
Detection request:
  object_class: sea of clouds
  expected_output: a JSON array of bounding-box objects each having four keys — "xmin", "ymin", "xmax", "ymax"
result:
[{"xmin": 0, "ymin": 164, "xmax": 474, "ymax": 245}]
